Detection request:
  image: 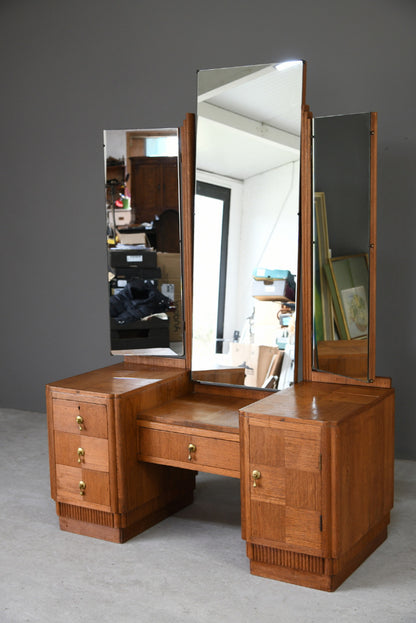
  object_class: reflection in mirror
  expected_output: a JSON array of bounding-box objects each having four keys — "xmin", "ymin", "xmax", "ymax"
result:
[
  {"xmin": 192, "ymin": 61, "xmax": 304, "ymax": 390},
  {"xmin": 312, "ymin": 113, "xmax": 372, "ymax": 380},
  {"xmin": 103, "ymin": 128, "xmax": 184, "ymax": 357}
]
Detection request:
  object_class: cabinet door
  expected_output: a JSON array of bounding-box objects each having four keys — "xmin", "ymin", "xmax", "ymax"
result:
[{"xmin": 242, "ymin": 419, "xmax": 324, "ymax": 556}]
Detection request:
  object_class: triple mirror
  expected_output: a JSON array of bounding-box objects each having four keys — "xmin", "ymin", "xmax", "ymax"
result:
[{"xmin": 103, "ymin": 61, "xmax": 377, "ymax": 389}]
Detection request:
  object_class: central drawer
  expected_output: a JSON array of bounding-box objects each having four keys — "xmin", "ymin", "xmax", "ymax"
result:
[{"xmin": 137, "ymin": 421, "xmax": 240, "ymax": 478}]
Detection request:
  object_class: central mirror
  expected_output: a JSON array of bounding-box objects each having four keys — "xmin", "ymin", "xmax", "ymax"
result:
[{"xmin": 192, "ymin": 61, "xmax": 305, "ymax": 390}]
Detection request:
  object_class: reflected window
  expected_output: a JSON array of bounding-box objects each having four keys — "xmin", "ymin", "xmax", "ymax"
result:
[{"xmin": 146, "ymin": 136, "xmax": 179, "ymax": 157}]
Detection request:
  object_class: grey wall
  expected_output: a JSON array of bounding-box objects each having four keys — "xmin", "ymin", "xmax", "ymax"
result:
[{"xmin": 1, "ymin": 0, "xmax": 415, "ymax": 459}]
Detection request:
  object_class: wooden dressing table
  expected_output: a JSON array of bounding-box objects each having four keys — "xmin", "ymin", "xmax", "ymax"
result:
[{"xmin": 47, "ymin": 79, "xmax": 394, "ymax": 591}]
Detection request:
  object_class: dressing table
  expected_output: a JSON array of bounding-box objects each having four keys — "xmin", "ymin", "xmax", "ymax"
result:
[{"xmin": 47, "ymin": 62, "xmax": 394, "ymax": 591}]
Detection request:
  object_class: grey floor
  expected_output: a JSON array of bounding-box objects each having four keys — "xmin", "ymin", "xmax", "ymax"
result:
[{"xmin": 1, "ymin": 408, "xmax": 415, "ymax": 623}]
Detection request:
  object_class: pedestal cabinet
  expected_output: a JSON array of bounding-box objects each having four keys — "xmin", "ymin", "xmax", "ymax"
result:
[
  {"xmin": 46, "ymin": 364, "xmax": 196, "ymax": 542},
  {"xmin": 240, "ymin": 381, "xmax": 395, "ymax": 591}
]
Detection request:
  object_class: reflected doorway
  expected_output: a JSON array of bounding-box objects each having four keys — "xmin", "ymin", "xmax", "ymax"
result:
[{"xmin": 194, "ymin": 182, "xmax": 230, "ymax": 358}]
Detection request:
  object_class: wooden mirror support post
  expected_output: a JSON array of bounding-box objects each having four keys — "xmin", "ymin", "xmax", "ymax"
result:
[{"xmin": 46, "ymin": 88, "xmax": 394, "ymax": 590}]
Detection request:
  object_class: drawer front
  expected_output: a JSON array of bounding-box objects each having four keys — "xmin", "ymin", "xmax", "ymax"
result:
[
  {"xmin": 53, "ymin": 399, "xmax": 108, "ymax": 438},
  {"xmin": 138, "ymin": 424, "xmax": 240, "ymax": 476},
  {"xmin": 56, "ymin": 464, "xmax": 111, "ymax": 510},
  {"xmin": 54, "ymin": 431, "xmax": 109, "ymax": 471}
]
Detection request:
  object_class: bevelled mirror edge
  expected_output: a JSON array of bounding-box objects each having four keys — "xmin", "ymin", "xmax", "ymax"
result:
[{"xmin": 302, "ymin": 110, "xmax": 391, "ymax": 389}]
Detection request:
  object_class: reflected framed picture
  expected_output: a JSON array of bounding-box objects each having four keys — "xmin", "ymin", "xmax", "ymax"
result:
[
  {"xmin": 325, "ymin": 254, "xmax": 369, "ymax": 339},
  {"xmin": 340, "ymin": 285, "xmax": 368, "ymax": 338},
  {"xmin": 314, "ymin": 192, "xmax": 335, "ymax": 341}
]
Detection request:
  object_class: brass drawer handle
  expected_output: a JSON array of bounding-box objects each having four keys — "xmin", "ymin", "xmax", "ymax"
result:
[
  {"xmin": 188, "ymin": 443, "xmax": 196, "ymax": 461},
  {"xmin": 79, "ymin": 481, "xmax": 86, "ymax": 496},
  {"xmin": 77, "ymin": 447, "xmax": 85, "ymax": 463},
  {"xmin": 76, "ymin": 415, "xmax": 84, "ymax": 431},
  {"xmin": 252, "ymin": 470, "xmax": 261, "ymax": 487}
]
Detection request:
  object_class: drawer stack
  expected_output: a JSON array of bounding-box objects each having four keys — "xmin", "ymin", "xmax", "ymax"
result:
[{"xmin": 50, "ymin": 397, "xmax": 113, "ymax": 513}]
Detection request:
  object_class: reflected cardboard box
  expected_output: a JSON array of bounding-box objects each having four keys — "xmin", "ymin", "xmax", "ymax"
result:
[
  {"xmin": 228, "ymin": 343, "xmax": 280, "ymax": 387},
  {"xmin": 157, "ymin": 253, "xmax": 183, "ymax": 343},
  {"xmin": 157, "ymin": 252, "xmax": 181, "ymax": 281},
  {"xmin": 117, "ymin": 232, "xmax": 151, "ymax": 247},
  {"xmin": 252, "ymin": 268, "xmax": 295, "ymax": 302}
]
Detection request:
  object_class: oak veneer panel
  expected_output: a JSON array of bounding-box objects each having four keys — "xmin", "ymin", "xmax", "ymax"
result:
[
  {"xmin": 250, "ymin": 500, "xmax": 322, "ymax": 554},
  {"xmin": 286, "ymin": 469, "xmax": 321, "ymax": 511},
  {"xmin": 248, "ymin": 465, "xmax": 321, "ymax": 511},
  {"xmin": 331, "ymin": 392, "xmax": 395, "ymax": 558},
  {"xmin": 285, "ymin": 507, "xmax": 323, "ymax": 552},
  {"xmin": 249, "ymin": 466, "xmax": 286, "ymax": 501},
  {"xmin": 285, "ymin": 431, "xmax": 321, "ymax": 471},
  {"xmin": 249, "ymin": 426, "xmax": 285, "ymax": 467},
  {"xmin": 54, "ymin": 431, "xmax": 109, "ymax": 471},
  {"xmin": 251, "ymin": 500, "xmax": 285, "ymax": 542}
]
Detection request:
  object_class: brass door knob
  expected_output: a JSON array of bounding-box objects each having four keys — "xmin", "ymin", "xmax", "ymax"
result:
[
  {"xmin": 188, "ymin": 443, "xmax": 196, "ymax": 461},
  {"xmin": 252, "ymin": 470, "xmax": 261, "ymax": 487}
]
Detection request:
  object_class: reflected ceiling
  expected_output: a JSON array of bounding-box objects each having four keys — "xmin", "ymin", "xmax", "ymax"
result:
[{"xmin": 197, "ymin": 63, "xmax": 301, "ymax": 180}]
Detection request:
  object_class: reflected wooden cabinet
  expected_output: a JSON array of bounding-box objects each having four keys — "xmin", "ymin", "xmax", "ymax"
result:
[{"xmin": 130, "ymin": 156, "xmax": 178, "ymax": 223}]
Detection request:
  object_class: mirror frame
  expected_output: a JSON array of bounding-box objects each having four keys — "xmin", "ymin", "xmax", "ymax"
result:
[{"xmin": 301, "ymin": 110, "xmax": 389, "ymax": 388}]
